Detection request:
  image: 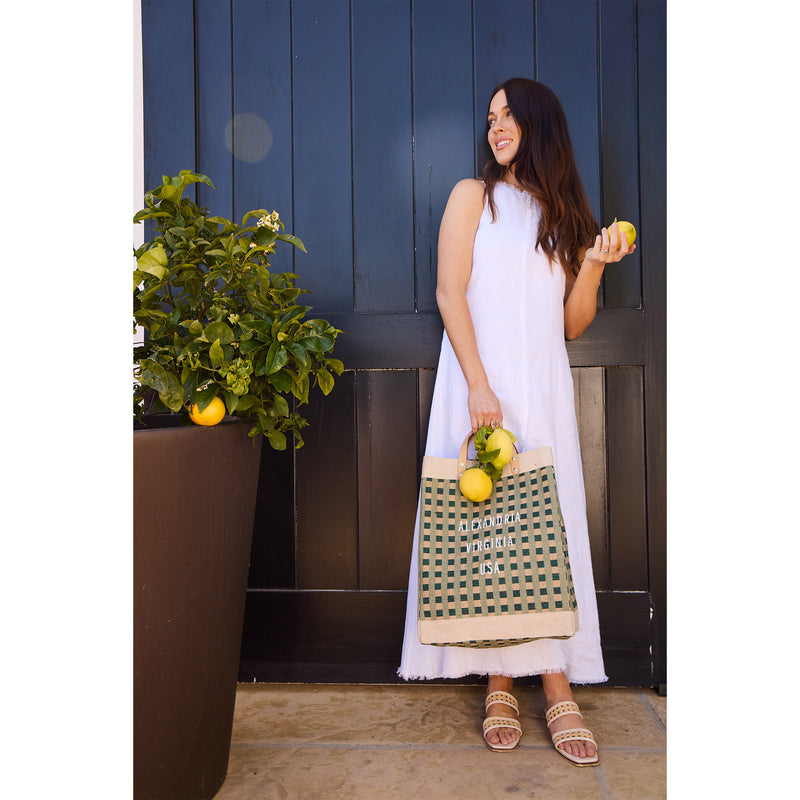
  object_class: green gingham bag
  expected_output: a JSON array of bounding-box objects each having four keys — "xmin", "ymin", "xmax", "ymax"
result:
[{"xmin": 417, "ymin": 433, "xmax": 579, "ymax": 648}]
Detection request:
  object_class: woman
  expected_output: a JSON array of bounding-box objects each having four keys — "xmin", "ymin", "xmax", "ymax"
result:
[{"xmin": 398, "ymin": 78, "xmax": 636, "ymax": 767}]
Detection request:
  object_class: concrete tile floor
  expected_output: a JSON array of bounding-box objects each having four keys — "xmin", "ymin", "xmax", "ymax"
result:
[{"xmin": 214, "ymin": 683, "xmax": 666, "ymax": 800}]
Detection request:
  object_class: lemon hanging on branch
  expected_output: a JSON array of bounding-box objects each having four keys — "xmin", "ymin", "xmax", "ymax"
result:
[{"xmin": 189, "ymin": 396, "xmax": 226, "ymax": 426}]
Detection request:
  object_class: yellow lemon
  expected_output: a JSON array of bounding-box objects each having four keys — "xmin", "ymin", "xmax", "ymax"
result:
[
  {"xmin": 459, "ymin": 467, "xmax": 493, "ymax": 503},
  {"xmin": 613, "ymin": 218, "xmax": 637, "ymax": 246},
  {"xmin": 486, "ymin": 428, "xmax": 515, "ymax": 469},
  {"xmin": 189, "ymin": 396, "xmax": 226, "ymax": 426}
]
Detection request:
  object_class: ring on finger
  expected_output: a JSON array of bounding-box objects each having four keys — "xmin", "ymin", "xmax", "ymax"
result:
[{"xmin": 602, "ymin": 248, "xmax": 609, "ymax": 254}]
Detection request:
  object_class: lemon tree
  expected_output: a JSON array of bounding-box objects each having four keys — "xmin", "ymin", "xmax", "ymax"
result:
[{"xmin": 134, "ymin": 171, "xmax": 343, "ymax": 450}]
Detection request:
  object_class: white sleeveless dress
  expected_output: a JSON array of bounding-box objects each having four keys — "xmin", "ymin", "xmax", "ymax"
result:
[{"xmin": 398, "ymin": 181, "xmax": 607, "ymax": 684}]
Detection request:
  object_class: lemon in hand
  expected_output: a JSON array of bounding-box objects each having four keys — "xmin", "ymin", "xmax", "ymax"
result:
[
  {"xmin": 612, "ymin": 218, "xmax": 636, "ymax": 246},
  {"xmin": 486, "ymin": 428, "xmax": 515, "ymax": 469},
  {"xmin": 189, "ymin": 396, "xmax": 226, "ymax": 426},
  {"xmin": 459, "ymin": 467, "xmax": 493, "ymax": 503}
]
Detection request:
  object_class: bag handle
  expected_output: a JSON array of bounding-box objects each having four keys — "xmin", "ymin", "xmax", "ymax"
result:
[{"xmin": 457, "ymin": 432, "xmax": 475, "ymax": 477}]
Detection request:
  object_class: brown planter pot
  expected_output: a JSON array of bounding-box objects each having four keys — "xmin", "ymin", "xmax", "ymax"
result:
[{"xmin": 134, "ymin": 418, "xmax": 263, "ymax": 800}]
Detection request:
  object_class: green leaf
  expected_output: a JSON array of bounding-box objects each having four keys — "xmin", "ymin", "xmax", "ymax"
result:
[
  {"xmin": 264, "ymin": 343, "xmax": 289, "ymax": 374},
  {"xmin": 235, "ymin": 395, "xmax": 260, "ymax": 413},
  {"xmin": 268, "ymin": 369, "xmax": 293, "ymax": 393},
  {"xmin": 326, "ymin": 358, "xmax": 344, "ymax": 375},
  {"xmin": 239, "ymin": 319, "xmax": 274, "ymax": 338},
  {"xmin": 206, "ymin": 215, "xmax": 232, "ymax": 228},
  {"xmin": 482, "ymin": 463, "xmax": 503, "ymax": 482},
  {"xmin": 138, "ymin": 244, "xmax": 168, "ymax": 267},
  {"xmin": 286, "ymin": 342, "xmax": 309, "ymax": 366},
  {"xmin": 154, "ymin": 171, "xmax": 214, "ymax": 204},
  {"xmin": 272, "ymin": 395, "xmax": 290, "ymax": 417},
  {"xmin": 139, "ymin": 361, "xmax": 183, "ymax": 412},
  {"xmin": 254, "ymin": 349, "xmax": 268, "ymax": 377},
  {"xmin": 209, "ymin": 338, "xmax": 225, "ymax": 366},
  {"xmin": 476, "ymin": 448, "xmax": 500, "ymax": 464},
  {"xmin": 474, "ymin": 426, "xmax": 491, "ymax": 448},
  {"xmin": 203, "ymin": 320, "xmax": 235, "ymax": 345},
  {"xmin": 278, "ymin": 305, "xmax": 312, "ymax": 328},
  {"xmin": 306, "ymin": 319, "xmax": 335, "ymax": 335},
  {"xmin": 136, "ymin": 247, "xmax": 168, "ymax": 280},
  {"xmin": 241, "ymin": 209, "xmax": 268, "ymax": 227},
  {"xmin": 133, "ymin": 208, "xmax": 171, "ymax": 223},
  {"xmin": 222, "ymin": 390, "xmax": 238, "ymax": 414},
  {"xmin": 298, "ymin": 335, "xmax": 333, "ymax": 353},
  {"xmin": 254, "ymin": 227, "xmax": 279, "ymax": 248},
  {"xmin": 181, "ymin": 368, "xmax": 199, "ymax": 402},
  {"xmin": 291, "ymin": 373, "xmax": 310, "ymax": 403},
  {"xmin": 277, "ymin": 233, "xmax": 307, "ymax": 253},
  {"xmin": 266, "ymin": 428, "xmax": 287, "ymax": 451},
  {"xmin": 316, "ymin": 368, "xmax": 335, "ymax": 396},
  {"xmin": 239, "ymin": 337, "xmax": 263, "ymax": 354},
  {"xmin": 194, "ymin": 383, "xmax": 219, "ymax": 411}
]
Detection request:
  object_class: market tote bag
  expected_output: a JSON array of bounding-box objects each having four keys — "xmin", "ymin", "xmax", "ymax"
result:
[{"xmin": 417, "ymin": 433, "xmax": 579, "ymax": 648}]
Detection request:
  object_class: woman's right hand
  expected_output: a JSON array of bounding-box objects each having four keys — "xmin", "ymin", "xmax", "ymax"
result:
[{"xmin": 468, "ymin": 383, "xmax": 503, "ymax": 433}]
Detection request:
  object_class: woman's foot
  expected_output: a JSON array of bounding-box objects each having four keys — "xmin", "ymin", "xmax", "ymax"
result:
[
  {"xmin": 541, "ymin": 672, "xmax": 597, "ymax": 763},
  {"xmin": 484, "ymin": 675, "xmax": 521, "ymax": 750}
]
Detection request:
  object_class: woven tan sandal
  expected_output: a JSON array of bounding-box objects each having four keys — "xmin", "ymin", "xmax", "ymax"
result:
[
  {"xmin": 483, "ymin": 690, "xmax": 522, "ymax": 752},
  {"xmin": 545, "ymin": 700, "xmax": 599, "ymax": 766}
]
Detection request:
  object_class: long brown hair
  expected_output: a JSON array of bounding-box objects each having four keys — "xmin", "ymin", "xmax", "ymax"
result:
[{"xmin": 482, "ymin": 78, "xmax": 598, "ymax": 277}]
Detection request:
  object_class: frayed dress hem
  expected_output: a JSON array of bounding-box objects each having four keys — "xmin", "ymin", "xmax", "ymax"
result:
[{"xmin": 397, "ymin": 666, "xmax": 609, "ymax": 684}]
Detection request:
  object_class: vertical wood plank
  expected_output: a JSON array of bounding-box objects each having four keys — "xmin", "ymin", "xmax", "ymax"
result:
[
  {"xmin": 572, "ymin": 367, "xmax": 609, "ymax": 590},
  {"xmin": 141, "ymin": 0, "xmax": 196, "ymax": 195},
  {"xmin": 535, "ymin": 0, "xmax": 601, "ymax": 222},
  {"xmin": 605, "ymin": 366, "xmax": 648, "ymax": 589},
  {"xmin": 472, "ymin": 0, "xmax": 535, "ymax": 174},
  {"xmin": 417, "ymin": 367, "xmax": 436, "ymax": 477},
  {"xmin": 358, "ymin": 371, "xmax": 419, "ymax": 589},
  {"xmin": 411, "ymin": 0, "xmax": 475, "ymax": 312},
  {"xmin": 231, "ymin": 0, "xmax": 293, "ymax": 273},
  {"xmin": 599, "ymin": 0, "xmax": 641, "ymax": 309},
  {"xmin": 195, "ymin": 0, "xmax": 233, "ymax": 216},
  {"xmin": 638, "ymin": 0, "xmax": 667, "ymax": 686},
  {"xmin": 249, "ymin": 438, "xmax": 296, "ymax": 589},
  {"xmin": 292, "ymin": 0, "xmax": 354, "ymax": 314},
  {"xmin": 295, "ymin": 372, "xmax": 358, "ymax": 589},
  {"xmin": 352, "ymin": 0, "xmax": 415, "ymax": 313}
]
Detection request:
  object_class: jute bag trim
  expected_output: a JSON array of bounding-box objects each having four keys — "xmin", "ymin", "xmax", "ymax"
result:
[
  {"xmin": 418, "ymin": 609, "xmax": 578, "ymax": 645},
  {"xmin": 421, "ymin": 444, "xmax": 556, "ymax": 481}
]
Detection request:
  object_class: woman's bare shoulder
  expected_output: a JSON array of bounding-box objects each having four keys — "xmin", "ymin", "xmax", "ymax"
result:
[
  {"xmin": 449, "ymin": 178, "xmax": 485, "ymax": 201},
  {"xmin": 444, "ymin": 179, "xmax": 485, "ymax": 217}
]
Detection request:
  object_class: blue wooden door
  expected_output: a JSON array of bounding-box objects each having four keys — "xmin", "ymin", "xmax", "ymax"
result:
[{"xmin": 141, "ymin": 0, "xmax": 666, "ymax": 689}]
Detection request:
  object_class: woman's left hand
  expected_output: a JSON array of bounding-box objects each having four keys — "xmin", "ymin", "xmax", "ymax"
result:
[{"xmin": 584, "ymin": 221, "xmax": 636, "ymax": 267}]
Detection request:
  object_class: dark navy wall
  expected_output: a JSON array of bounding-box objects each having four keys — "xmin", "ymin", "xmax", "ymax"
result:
[{"xmin": 141, "ymin": 0, "xmax": 666, "ymax": 687}]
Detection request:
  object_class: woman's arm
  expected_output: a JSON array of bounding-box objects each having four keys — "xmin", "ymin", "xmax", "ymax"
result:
[
  {"xmin": 435, "ymin": 179, "xmax": 503, "ymax": 432},
  {"xmin": 564, "ymin": 221, "xmax": 636, "ymax": 340}
]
